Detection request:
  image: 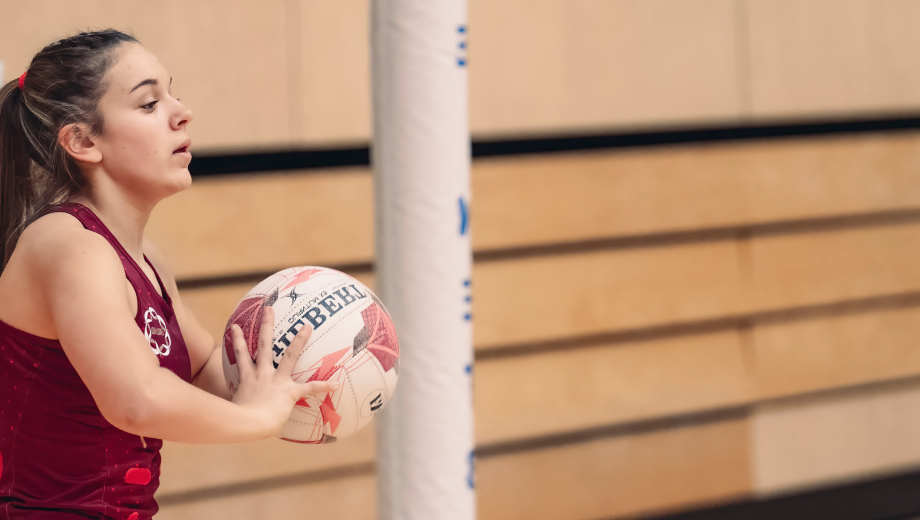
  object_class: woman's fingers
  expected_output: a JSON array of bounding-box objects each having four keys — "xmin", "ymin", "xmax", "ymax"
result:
[
  {"xmin": 255, "ymin": 306, "xmax": 275, "ymax": 372},
  {"xmin": 277, "ymin": 323, "xmax": 312, "ymax": 376},
  {"xmin": 297, "ymin": 380, "xmax": 341, "ymax": 399},
  {"xmin": 230, "ymin": 325, "xmax": 254, "ymax": 377}
]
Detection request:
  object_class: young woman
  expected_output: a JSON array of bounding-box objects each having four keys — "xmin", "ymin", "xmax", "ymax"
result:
[{"xmin": 0, "ymin": 30, "xmax": 337, "ymax": 519}]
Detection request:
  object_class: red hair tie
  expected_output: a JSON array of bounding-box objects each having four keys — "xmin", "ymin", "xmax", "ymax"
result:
[{"xmin": 18, "ymin": 72, "xmax": 27, "ymax": 91}]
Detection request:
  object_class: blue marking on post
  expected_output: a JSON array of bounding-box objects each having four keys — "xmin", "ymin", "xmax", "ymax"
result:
[
  {"xmin": 467, "ymin": 450, "xmax": 476, "ymax": 489},
  {"xmin": 465, "ymin": 363, "xmax": 472, "ymax": 375},
  {"xmin": 458, "ymin": 25, "xmax": 467, "ymax": 33},
  {"xmin": 457, "ymin": 58, "xmax": 467, "ymax": 67},
  {"xmin": 463, "ymin": 278, "xmax": 472, "ymax": 321},
  {"xmin": 459, "ymin": 41, "xmax": 467, "ymax": 49},
  {"xmin": 459, "ymin": 197, "xmax": 469, "ymax": 235}
]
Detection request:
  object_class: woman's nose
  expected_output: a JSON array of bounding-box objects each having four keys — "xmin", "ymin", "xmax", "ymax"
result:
[{"xmin": 172, "ymin": 102, "xmax": 193, "ymax": 129}]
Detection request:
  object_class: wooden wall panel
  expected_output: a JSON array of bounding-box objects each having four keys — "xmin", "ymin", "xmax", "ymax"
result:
[
  {"xmin": 298, "ymin": 0, "xmax": 371, "ymax": 144},
  {"xmin": 478, "ymin": 419, "xmax": 752, "ymax": 520},
  {"xmin": 739, "ymin": 135, "xmax": 920, "ymax": 223},
  {"xmin": 753, "ymin": 306, "xmax": 920, "ymax": 401},
  {"xmin": 474, "ymin": 134, "xmax": 920, "ymax": 250},
  {"xmin": 748, "ymin": 0, "xmax": 920, "ymax": 119},
  {"xmin": 0, "ymin": 0, "xmax": 297, "ymax": 150},
  {"xmin": 156, "ymin": 473, "xmax": 376, "ymax": 520},
  {"xmin": 474, "ymin": 331, "xmax": 749, "ymax": 445},
  {"xmin": 158, "ymin": 426, "xmax": 374, "ymax": 495},
  {"xmin": 178, "ymin": 283, "xmax": 252, "ymax": 344},
  {"xmin": 752, "ymin": 381, "xmax": 920, "ymax": 495},
  {"xmin": 146, "ymin": 168, "xmax": 372, "ymax": 280},
  {"xmin": 750, "ymin": 223, "xmax": 920, "ymax": 313},
  {"xmin": 474, "ymin": 150, "xmax": 748, "ymax": 250},
  {"xmin": 468, "ymin": 0, "xmax": 741, "ymax": 137},
  {"xmin": 472, "ymin": 241, "xmax": 746, "ymax": 349}
]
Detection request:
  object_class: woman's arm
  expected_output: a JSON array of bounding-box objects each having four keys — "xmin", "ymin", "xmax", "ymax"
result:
[
  {"xmin": 31, "ymin": 226, "xmax": 333, "ymax": 444},
  {"xmin": 143, "ymin": 239, "xmax": 231, "ymax": 400},
  {"xmin": 191, "ymin": 344, "xmax": 231, "ymax": 399}
]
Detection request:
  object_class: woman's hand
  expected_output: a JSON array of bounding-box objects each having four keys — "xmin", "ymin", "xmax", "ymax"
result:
[{"xmin": 228, "ymin": 307, "xmax": 339, "ymax": 437}]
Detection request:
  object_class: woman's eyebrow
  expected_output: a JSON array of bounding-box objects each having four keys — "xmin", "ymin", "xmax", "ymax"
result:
[{"xmin": 129, "ymin": 77, "xmax": 172, "ymax": 94}]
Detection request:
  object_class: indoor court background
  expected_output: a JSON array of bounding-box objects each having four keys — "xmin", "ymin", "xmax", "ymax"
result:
[{"xmin": 3, "ymin": 1, "xmax": 920, "ymax": 519}]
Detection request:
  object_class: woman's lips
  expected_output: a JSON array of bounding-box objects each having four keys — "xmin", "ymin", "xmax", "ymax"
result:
[
  {"xmin": 173, "ymin": 138, "xmax": 192, "ymax": 155},
  {"xmin": 172, "ymin": 145, "xmax": 192, "ymax": 162}
]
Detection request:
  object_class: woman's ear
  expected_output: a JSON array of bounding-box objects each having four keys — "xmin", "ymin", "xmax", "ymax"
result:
[{"xmin": 58, "ymin": 123, "xmax": 102, "ymax": 164}]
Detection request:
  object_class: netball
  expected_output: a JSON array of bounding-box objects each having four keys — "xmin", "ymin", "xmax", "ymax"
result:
[{"xmin": 221, "ymin": 267, "xmax": 399, "ymax": 444}]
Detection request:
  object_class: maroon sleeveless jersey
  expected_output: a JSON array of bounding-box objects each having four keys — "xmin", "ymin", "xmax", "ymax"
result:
[{"xmin": 0, "ymin": 203, "xmax": 191, "ymax": 519}]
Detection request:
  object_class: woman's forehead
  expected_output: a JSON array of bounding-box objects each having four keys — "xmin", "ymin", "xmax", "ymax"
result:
[{"xmin": 106, "ymin": 44, "xmax": 168, "ymax": 95}]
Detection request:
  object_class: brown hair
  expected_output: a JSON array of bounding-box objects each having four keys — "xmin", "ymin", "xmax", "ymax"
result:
[{"xmin": 0, "ymin": 29, "xmax": 138, "ymax": 271}]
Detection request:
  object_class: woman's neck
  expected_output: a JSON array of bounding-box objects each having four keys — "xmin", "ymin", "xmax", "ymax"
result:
[{"xmin": 69, "ymin": 188, "xmax": 153, "ymax": 263}]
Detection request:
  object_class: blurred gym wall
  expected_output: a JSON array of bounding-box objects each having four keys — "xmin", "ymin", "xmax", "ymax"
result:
[{"xmin": 3, "ymin": 1, "xmax": 920, "ymax": 519}]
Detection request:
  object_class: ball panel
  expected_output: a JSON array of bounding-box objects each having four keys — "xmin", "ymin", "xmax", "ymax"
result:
[
  {"xmin": 281, "ymin": 394, "xmax": 323, "ymax": 442},
  {"xmin": 357, "ymin": 300, "xmax": 400, "ymax": 374},
  {"xmin": 224, "ymin": 295, "xmax": 268, "ymax": 364},
  {"xmin": 344, "ymin": 350, "xmax": 389, "ymax": 432}
]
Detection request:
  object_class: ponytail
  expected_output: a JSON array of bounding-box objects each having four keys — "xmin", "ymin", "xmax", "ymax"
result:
[
  {"xmin": 0, "ymin": 29, "xmax": 138, "ymax": 273},
  {"xmin": 0, "ymin": 80, "xmax": 38, "ymax": 271}
]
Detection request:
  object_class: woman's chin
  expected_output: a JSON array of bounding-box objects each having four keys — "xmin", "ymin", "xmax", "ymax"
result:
[
  {"xmin": 157, "ymin": 168, "xmax": 193, "ymax": 198},
  {"xmin": 172, "ymin": 168, "xmax": 193, "ymax": 192}
]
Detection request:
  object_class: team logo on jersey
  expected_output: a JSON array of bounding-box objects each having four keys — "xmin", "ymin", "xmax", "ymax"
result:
[{"xmin": 144, "ymin": 307, "xmax": 171, "ymax": 357}]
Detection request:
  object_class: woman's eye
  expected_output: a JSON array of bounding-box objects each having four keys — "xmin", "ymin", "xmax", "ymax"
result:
[{"xmin": 142, "ymin": 100, "xmax": 158, "ymax": 111}]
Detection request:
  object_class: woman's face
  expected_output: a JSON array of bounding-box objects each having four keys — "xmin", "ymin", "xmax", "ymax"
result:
[{"xmin": 91, "ymin": 43, "xmax": 193, "ymax": 203}]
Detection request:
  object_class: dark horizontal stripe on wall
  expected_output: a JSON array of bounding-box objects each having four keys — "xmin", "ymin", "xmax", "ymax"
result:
[
  {"xmin": 472, "ymin": 114, "xmax": 920, "ymax": 159},
  {"xmin": 189, "ymin": 114, "xmax": 920, "ymax": 176},
  {"xmin": 638, "ymin": 467, "xmax": 920, "ymax": 520},
  {"xmin": 190, "ymin": 146, "xmax": 370, "ymax": 176}
]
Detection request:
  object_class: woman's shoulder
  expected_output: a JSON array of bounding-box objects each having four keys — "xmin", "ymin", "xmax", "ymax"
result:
[
  {"xmin": 16, "ymin": 212, "xmax": 123, "ymax": 279},
  {"xmin": 0, "ymin": 213, "xmax": 127, "ymax": 336}
]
